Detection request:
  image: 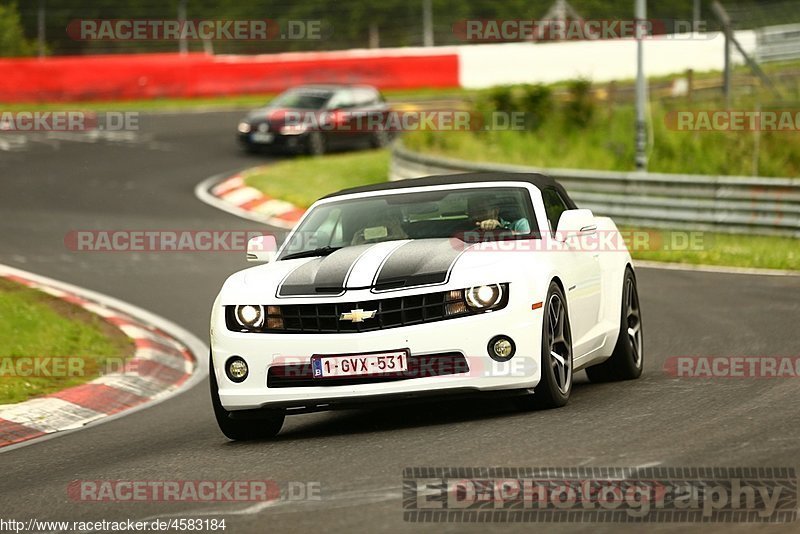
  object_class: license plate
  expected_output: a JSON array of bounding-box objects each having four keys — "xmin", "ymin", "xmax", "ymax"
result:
[
  {"xmin": 251, "ymin": 132, "xmax": 274, "ymax": 143},
  {"xmin": 311, "ymin": 350, "xmax": 409, "ymax": 378}
]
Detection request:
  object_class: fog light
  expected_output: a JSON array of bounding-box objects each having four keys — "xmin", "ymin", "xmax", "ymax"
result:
[
  {"xmin": 226, "ymin": 356, "xmax": 249, "ymax": 382},
  {"xmin": 488, "ymin": 336, "xmax": 515, "ymax": 361}
]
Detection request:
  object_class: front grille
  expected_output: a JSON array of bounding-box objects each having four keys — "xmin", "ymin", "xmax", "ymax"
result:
[
  {"xmin": 282, "ymin": 292, "xmax": 450, "ymax": 333},
  {"xmin": 225, "ymin": 285, "xmax": 509, "ymax": 334},
  {"xmin": 267, "ymin": 352, "xmax": 469, "ymax": 388}
]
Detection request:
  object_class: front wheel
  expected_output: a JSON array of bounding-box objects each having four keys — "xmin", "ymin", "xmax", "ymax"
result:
[
  {"xmin": 210, "ymin": 354, "xmax": 284, "ymax": 440},
  {"xmin": 306, "ymin": 132, "xmax": 326, "ymax": 156},
  {"xmin": 516, "ymin": 281, "xmax": 573, "ymax": 410},
  {"xmin": 585, "ymin": 268, "xmax": 643, "ymax": 382},
  {"xmin": 370, "ymin": 127, "xmax": 391, "ymax": 148}
]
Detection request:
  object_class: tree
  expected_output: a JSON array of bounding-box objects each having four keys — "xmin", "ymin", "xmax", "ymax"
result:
[{"xmin": 0, "ymin": 2, "xmax": 35, "ymax": 56}]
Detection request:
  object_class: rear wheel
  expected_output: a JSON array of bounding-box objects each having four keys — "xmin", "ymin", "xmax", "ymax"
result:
[
  {"xmin": 210, "ymin": 354, "xmax": 284, "ymax": 440},
  {"xmin": 585, "ymin": 268, "xmax": 643, "ymax": 382},
  {"xmin": 516, "ymin": 281, "xmax": 573, "ymax": 410}
]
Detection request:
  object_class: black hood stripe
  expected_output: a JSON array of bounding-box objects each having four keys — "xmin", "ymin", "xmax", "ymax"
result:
[
  {"xmin": 277, "ymin": 244, "xmax": 374, "ymax": 297},
  {"xmin": 372, "ymin": 239, "xmax": 464, "ymax": 292}
]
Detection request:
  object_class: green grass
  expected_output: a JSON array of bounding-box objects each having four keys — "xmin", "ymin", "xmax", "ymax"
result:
[
  {"xmin": 0, "ymin": 94, "xmax": 278, "ymax": 112},
  {"xmin": 404, "ymin": 100, "xmax": 800, "ymax": 177},
  {"xmin": 244, "ymin": 149, "xmax": 391, "ymax": 208},
  {"xmin": 0, "ymin": 279, "xmax": 134, "ymax": 404},
  {"xmin": 0, "ymin": 87, "xmax": 473, "ymax": 113},
  {"xmin": 622, "ymin": 228, "xmax": 800, "ymax": 271}
]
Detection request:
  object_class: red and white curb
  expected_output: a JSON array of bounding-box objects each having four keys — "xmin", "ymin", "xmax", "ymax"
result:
[
  {"xmin": 0, "ymin": 264, "xmax": 207, "ymax": 450},
  {"xmin": 195, "ymin": 171, "xmax": 306, "ymax": 229}
]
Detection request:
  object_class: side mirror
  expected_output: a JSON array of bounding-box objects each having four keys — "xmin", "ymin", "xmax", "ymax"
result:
[
  {"xmin": 555, "ymin": 209, "xmax": 597, "ymax": 241},
  {"xmin": 246, "ymin": 235, "xmax": 277, "ymax": 263}
]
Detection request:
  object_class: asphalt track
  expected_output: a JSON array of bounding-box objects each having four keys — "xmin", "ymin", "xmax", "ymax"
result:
[{"xmin": 1, "ymin": 111, "xmax": 799, "ymax": 533}]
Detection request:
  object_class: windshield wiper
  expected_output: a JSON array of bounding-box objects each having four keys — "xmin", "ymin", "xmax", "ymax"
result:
[{"xmin": 280, "ymin": 246, "xmax": 342, "ymax": 261}]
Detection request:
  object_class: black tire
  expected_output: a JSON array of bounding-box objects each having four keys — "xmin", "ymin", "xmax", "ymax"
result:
[
  {"xmin": 515, "ymin": 281, "xmax": 573, "ymax": 410},
  {"xmin": 370, "ymin": 127, "xmax": 390, "ymax": 148},
  {"xmin": 585, "ymin": 268, "xmax": 644, "ymax": 382},
  {"xmin": 306, "ymin": 132, "xmax": 326, "ymax": 156},
  {"xmin": 210, "ymin": 354, "xmax": 284, "ymax": 440}
]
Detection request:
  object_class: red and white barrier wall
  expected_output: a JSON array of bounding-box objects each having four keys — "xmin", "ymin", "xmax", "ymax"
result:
[
  {"xmin": 0, "ymin": 49, "xmax": 460, "ymax": 102},
  {"xmin": 0, "ymin": 32, "xmax": 755, "ymax": 102}
]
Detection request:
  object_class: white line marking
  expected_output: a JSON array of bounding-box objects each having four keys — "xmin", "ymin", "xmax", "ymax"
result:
[{"xmin": 0, "ymin": 399, "xmax": 104, "ymax": 432}]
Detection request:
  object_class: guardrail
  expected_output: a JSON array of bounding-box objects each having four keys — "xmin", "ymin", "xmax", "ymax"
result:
[
  {"xmin": 390, "ymin": 143, "xmax": 800, "ymax": 238},
  {"xmin": 756, "ymin": 23, "xmax": 800, "ymax": 63}
]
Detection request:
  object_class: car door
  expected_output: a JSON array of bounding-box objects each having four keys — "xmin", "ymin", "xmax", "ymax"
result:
[{"xmin": 542, "ymin": 188, "xmax": 603, "ymax": 355}]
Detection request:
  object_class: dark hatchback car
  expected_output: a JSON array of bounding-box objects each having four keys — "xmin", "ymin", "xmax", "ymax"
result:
[{"xmin": 237, "ymin": 85, "xmax": 393, "ymax": 155}]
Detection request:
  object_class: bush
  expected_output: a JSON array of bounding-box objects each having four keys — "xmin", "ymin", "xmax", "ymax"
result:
[
  {"xmin": 474, "ymin": 84, "xmax": 553, "ymax": 132},
  {"xmin": 563, "ymin": 79, "xmax": 595, "ymax": 128},
  {"xmin": 519, "ymin": 84, "xmax": 553, "ymax": 130},
  {"xmin": 484, "ymin": 85, "xmax": 515, "ymax": 114}
]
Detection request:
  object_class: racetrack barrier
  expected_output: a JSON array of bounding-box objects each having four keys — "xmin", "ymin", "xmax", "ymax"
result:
[{"xmin": 390, "ymin": 143, "xmax": 800, "ymax": 238}]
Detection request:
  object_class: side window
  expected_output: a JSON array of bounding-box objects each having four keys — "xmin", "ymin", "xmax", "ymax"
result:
[
  {"xmin": 314, "ymin": 208, "xmax": 344, "ymax": 247},
  {"xmin": 327, "ymin": 91, "xmax": 355, "ymax": 109},
  {"xmin": 351, "ymin": 88, "xmax": 377, "ymax": 107},
  {"xmin": 542, "ymin": 188, "xmax": 569, "ymax": 234}
]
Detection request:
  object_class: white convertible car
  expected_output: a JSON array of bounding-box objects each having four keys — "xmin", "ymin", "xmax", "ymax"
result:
[{"xmin": 209, "ymin": 173, "xmax": 643, "ymax": 439}]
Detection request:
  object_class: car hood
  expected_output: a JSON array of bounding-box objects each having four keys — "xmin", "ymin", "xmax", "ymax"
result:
[{"xmin": 218, "ymin": 238, "xmax": 522, "ymax": 304}]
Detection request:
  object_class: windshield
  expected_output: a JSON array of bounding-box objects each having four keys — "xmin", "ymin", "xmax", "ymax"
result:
[
  {"xmin": 279, "ymin": 187, "xmax": 538, "ymax": 259},
  {"xmin": 269, "ymin": 90, "xmax": 332, "ymax": 110}
]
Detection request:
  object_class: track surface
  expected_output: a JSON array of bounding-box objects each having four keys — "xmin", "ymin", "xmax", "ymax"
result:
[{"xmin": 1, "ymin": 112, "xmax": 799, "ymax": 533}]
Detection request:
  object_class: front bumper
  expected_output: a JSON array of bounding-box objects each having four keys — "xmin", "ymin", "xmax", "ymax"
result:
[
  {"xmin": 211, "ymin": 304, "xmax": 542, "ymax": 411},
  {"xmin": 237, "ymin": 130, "xmax": 308, "ymax": 153}
]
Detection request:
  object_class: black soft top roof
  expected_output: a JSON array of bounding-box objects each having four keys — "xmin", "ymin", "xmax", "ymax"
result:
[{"xmin": 323, "ymin": 172, "xmax": 577, "ymax": 208}]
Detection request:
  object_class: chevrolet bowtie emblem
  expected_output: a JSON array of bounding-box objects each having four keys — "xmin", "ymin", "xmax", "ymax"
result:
[{"xmin": 340, "ymin": 309, "xmax": 377, "ymax": 322}]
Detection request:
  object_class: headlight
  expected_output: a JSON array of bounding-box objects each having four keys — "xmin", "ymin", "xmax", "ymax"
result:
[
  {"xmin": 226, "ymin": 305, "xmax": 283, "ymax": 332},
  {"xmin": 237, "ymin": 121, "xmax": 251, "ymax": 133},
  {"xmin": 235, "ymin": 305, "xmax": 264, "ymax": 328},
  {"xmin": 445, "ymin": 284, "xmax": 508, "ymax": 317},
  {"xmin": 465, "ymin": 284, "xmax": 503, "ymax": 309},
  {"xmin": 279, "ymin": 123, "xmax": 308, "ymax": 135}
]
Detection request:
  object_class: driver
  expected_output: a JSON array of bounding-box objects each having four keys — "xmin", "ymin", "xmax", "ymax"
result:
[{"xmin": 468, "ymin": 197, "xmax": 531, "ymax": 234}]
